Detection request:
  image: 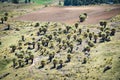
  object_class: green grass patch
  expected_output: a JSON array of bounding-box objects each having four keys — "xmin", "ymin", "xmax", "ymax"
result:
[
  {"xmin": 0, "ymin": 59, "xmax": 11, "ymax": 71},
  {"xmin": 33, "ymin": 0, "xmax": 53, "ymax": 4}
]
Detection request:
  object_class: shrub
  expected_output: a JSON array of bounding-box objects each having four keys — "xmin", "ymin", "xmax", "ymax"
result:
[
  {"xmin": 100, "ymin": 27, "xmax": 104, "ymax": 31},
  {"xmin": 106, "ymin": 36, "xmax": 111, "ymax": 42},
  {"xmin": 10, "ymin": 45, "xmax": 16, "ymax": 53},
  {"xmin": 87, "ymin": 29, "xmax": 90, "ymax": 33},
  {"xmin": 29, "ymin": 54, "xmax": 34, "ymax": 64},
  {"xmin": 18, "ymin": 59, "xmax": 24, "ymax": 67},
  {"xmin": 83, "ymin": 32, "xmax": 88, "ymax": 38},
  {"xmin": 99, "ymin": 20, "xmax": 107, "ymax": 28},
  {"xmin": 4, "ymin": 16, "xmax": 8, "ymax": 21},
  {"xmin": 49, "ymin": 53, "xmax": 53, "ymax": 62},
  {"xmin": 94, "ymin": 34, "xmax": 98, "ymax": 43},
  {"xmin": 105, "ymin": 30, "xmax": 110, "ymax": 37},
  {"xmin": 98, "ymin": 32, "xmax": 102, "ymax": 37},
  {"xmin": 45, "ymin": 4, "xmax": 48, "ymax": 7},
  {"xmin": 110, "ymin": 28, "xmax": 116, "ymax": 36},
  {"xmin": 21, "ymin": 35, "xmax": 25, "ymax": 41},
  {"xmin": 4, "ymin": 12, "xmax": 8, "ymax": 16},
  {"xmin": 25, "ymin": 55, "xmax": 30, "ymax": 64},
  {"xmin": 35, "ymin": 23, "xmax": 39, "ymax": 27},
  {"xmin": 1, "ymin": 18, "xmax": 4, "ymax": 24},
  {"xmin": 73, "ymin": 35, "xmax": 77, "ymax": 40},
  {"xmin": 78, "ymin": 28, "xmax": 82, "ymax": 35},
  {"xmin": 79, "ymin": 14, "xmax": 87, "ymax": 22},
  {"xmin": 53, "ymin": 59, "xmax": 58, "ymax": 68},
  {"xmin": 12, "ymin": 58, "xmax": 17, "ymax": 68},
  {"xmin": 59, "ymin": 60, "xmax": 63, "ymax": 68},
  {"xmin": 67, "ymin": 54, "xmax": 71, "ymax": 62},
  {"xmin": 101, "ymin": 32, "xmax": 106, "ymax": 42},
  {"xmin": 83, "ymin": 13, "xmax": 87, "ymax": 17},
  {"xmin": 89, "ymin": 33, "xmax": 93, "ymax": 40},
  {"xmin": 75, "ymin": 23, "xmax": 79, "ymax": 29},
  {"xmin": 83, "ymin": 46, "xmax": 90, "ymax": 52},
  {"xmin": 77, "ymin": 38, "xmax": 82, "ymax": 44},
  {"xmin": 67, "ymin": 34, "xmax": 71, "ymax": 40},
  {"xmin": 0, "ymin": 41, "xmax": 2, "ymax": 45},
  {"xmin": 41, "ymin": 60, "xmax": 46, "ymax": 68},
  {"xmin": 88, "ymin": 41, "xmax": 94, "ymax": 47},
  {"xmin": 82, "ymin": 58, "xmax": 87, "ymax": 64}
]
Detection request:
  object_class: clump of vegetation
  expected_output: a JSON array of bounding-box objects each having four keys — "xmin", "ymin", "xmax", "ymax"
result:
[
  {"xmin": 0, "ymin": 3, "xmax": 119, "ymax": 80},
  {"xmin": 79, "ymin": 13, "xmax": 87, "ymax": 22},
  {"xmin": 53, "ymin": 59, "xmax": 58, "ymax": 68},
  {"xmin": 0, "ymin": 41, "xmax": 1, "ymax": 45},
  {"xmin": 100, "ymin": 20, "xmax": 107, "ymax": 28},
  {"xmin": 41, "ymin": 60, "xmax": 46, "ymax": 68},
  {"xmin": 35, "ymin": 23, "xmax": 40, "ymax": 27}
]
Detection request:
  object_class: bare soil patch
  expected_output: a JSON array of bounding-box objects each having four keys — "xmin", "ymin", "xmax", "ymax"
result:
[{"xmin": 15, "ymin": 5, "xmax": 120, "ymax": 25}]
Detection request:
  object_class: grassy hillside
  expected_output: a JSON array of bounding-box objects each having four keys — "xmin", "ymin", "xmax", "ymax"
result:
[{"xmin": 0, "ymin": 3, "xmax": 120, "ymax": 80}]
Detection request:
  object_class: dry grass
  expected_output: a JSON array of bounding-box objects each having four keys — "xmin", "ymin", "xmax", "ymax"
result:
[{"xmin": 0, "ymin": 3, "xmax": 120, "ymax": 80}]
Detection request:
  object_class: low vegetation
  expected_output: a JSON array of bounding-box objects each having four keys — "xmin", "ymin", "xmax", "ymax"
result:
[{"xmin": 0, "ymin": 2, "xmax": 120, "ymax": 80}]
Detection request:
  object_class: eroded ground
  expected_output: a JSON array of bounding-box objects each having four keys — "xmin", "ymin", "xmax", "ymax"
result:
[{"xmin": 15, "ymin": 5, "xmax": 120, "ymax": 24}]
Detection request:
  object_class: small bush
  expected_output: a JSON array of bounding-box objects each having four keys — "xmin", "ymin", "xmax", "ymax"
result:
[
  {"xmin": 83, "ymin": 46, "xmax": 90, "ymax": 52},
  {"xmin": 99, "ymin": 20, "xmax": 107, "ymax": 28},
  {"xmin": 4, "ymin": 12, "xmax": 8, "ymax": 16},
  {"xmin": 88, "ymin": 41, "xmax": 94, "ymax": 47},
  {"xmin": 4, "ymin": 16, "xmax": 8, "ymax": 21},
  {"xmin": 79, "ymin": 14, "xmax": 87, "ymax": 22},
  {"xmin": 0, "ymin": 41, "xmax": 1, "ymax": 45},
  {"xmin": 35, "ymin": 23, "xmax": 39, "ymax": 27}
]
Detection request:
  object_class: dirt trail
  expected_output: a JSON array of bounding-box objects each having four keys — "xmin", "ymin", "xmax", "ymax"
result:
[{"xmin": 14, "ymin": 5, "xmax": 120, "ymax": 25}]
